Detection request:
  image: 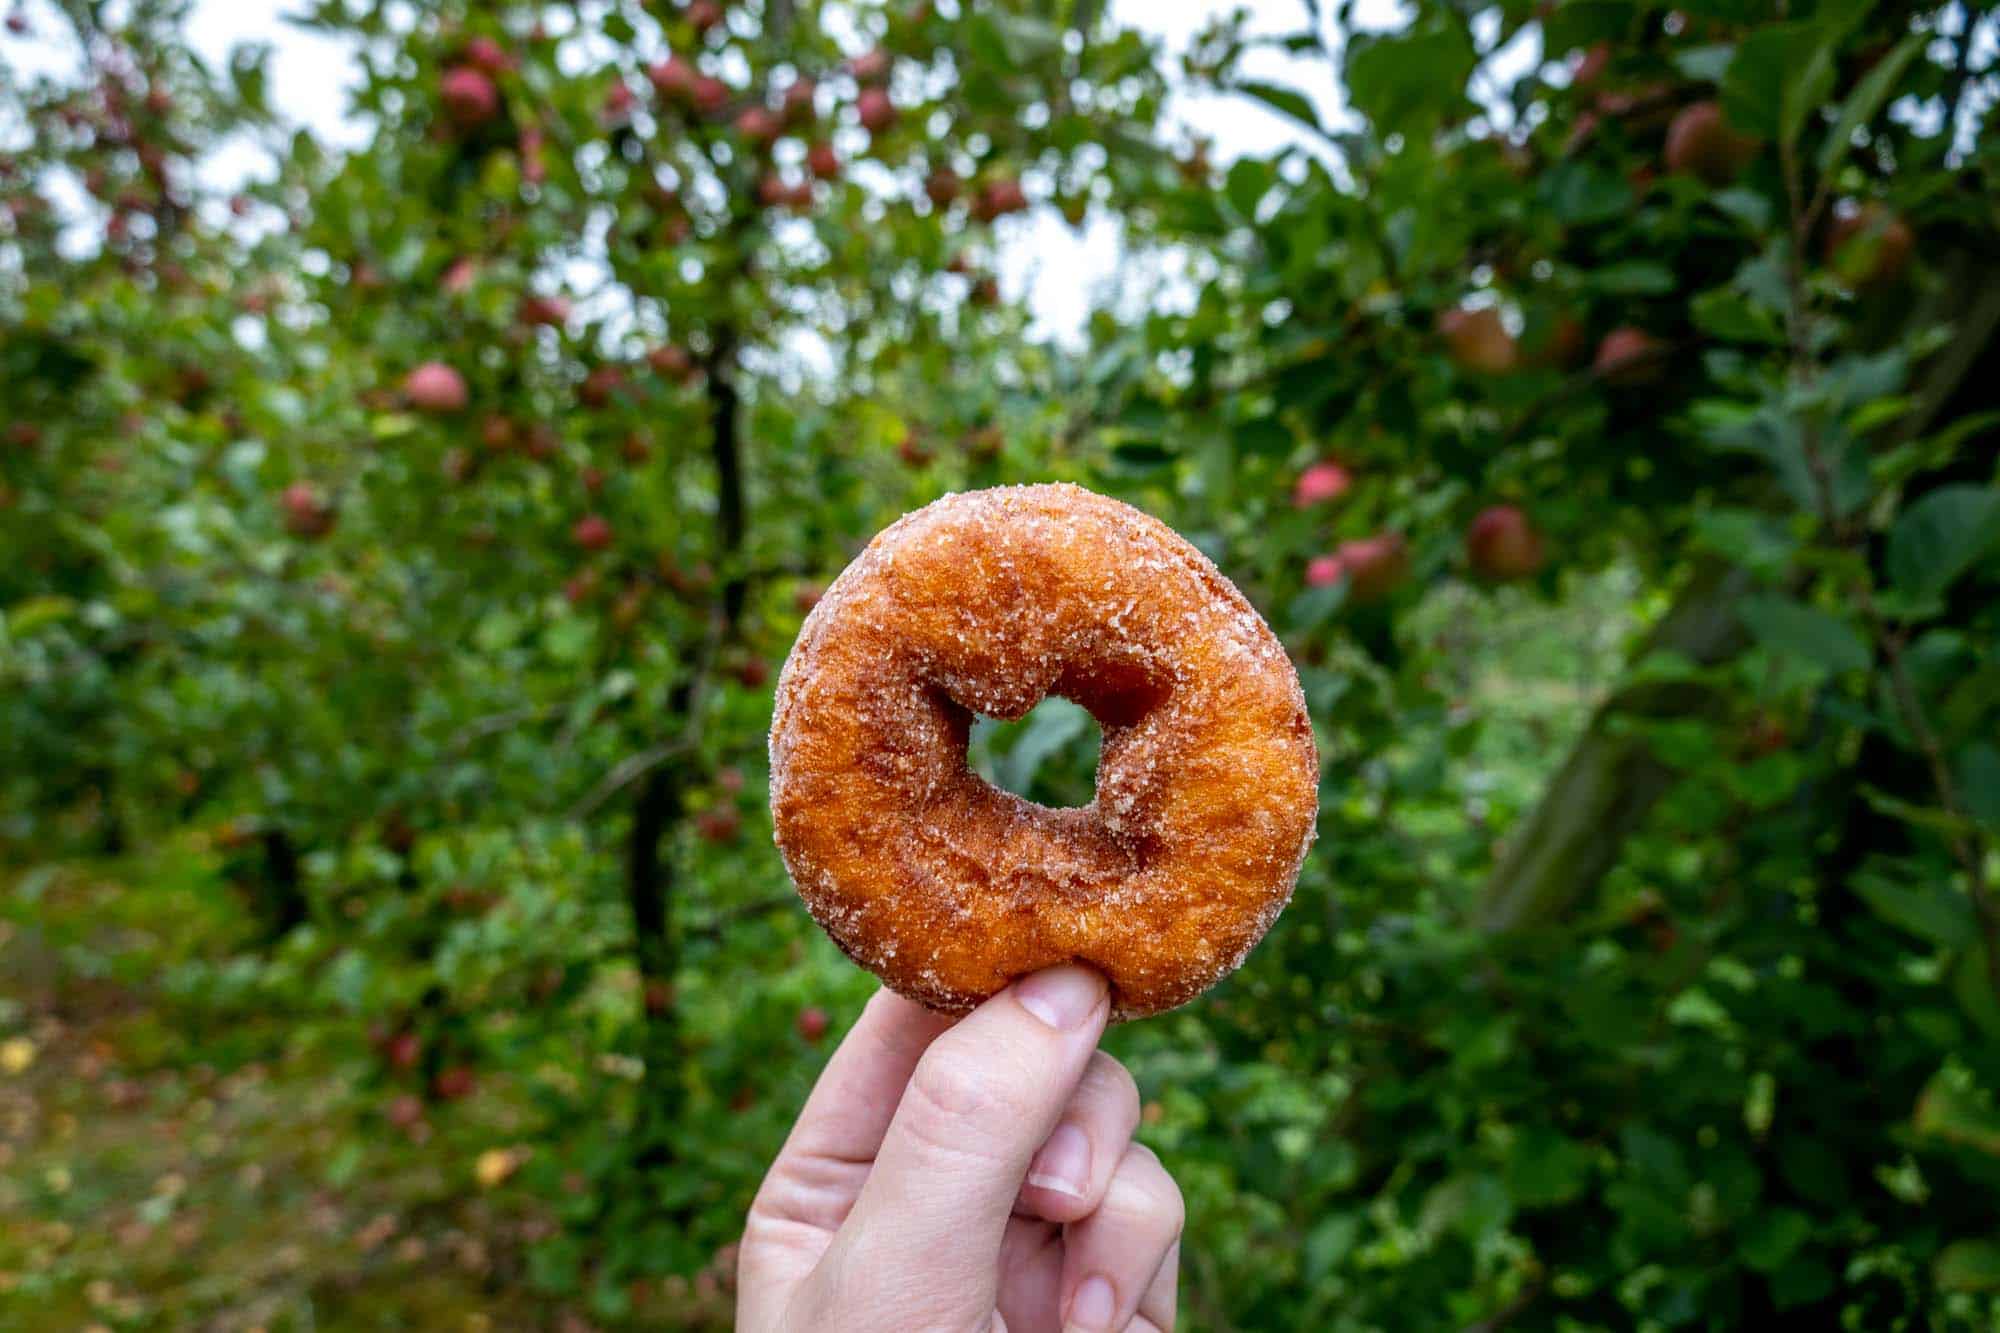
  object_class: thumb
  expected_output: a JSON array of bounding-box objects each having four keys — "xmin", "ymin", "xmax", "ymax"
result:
[{"xmin": 816, "ymin": 965, "xmax": 1109, "ymax": 1325}]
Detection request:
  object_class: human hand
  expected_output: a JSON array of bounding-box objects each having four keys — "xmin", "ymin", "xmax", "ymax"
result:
[{"xmin": 736, "ymin": 966, "xmax": 1182, "ymax": 1332}]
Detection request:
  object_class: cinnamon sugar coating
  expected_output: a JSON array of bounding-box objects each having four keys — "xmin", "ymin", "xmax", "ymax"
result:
[{"xmin": 768, "ymin": 484, "xmax": 1318, "ymax": 1020}]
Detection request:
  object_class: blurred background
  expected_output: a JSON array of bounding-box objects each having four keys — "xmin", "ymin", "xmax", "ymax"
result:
[{"xmin": 3, "ymin": 0, "xmax": 1999, "ymax": 1328}]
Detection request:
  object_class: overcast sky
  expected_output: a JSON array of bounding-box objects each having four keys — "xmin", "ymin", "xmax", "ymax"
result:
[{"xmin": 3, "ymin": 0, "xmax": 1454, "ymax": 340}]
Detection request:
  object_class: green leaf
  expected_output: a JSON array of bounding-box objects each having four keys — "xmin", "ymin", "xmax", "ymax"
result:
[
  {"xmin": 1235, "ymin": 80, "xmax": 1324, "ymax": 137},
  {"xmin": 1538, "ymin": 162, "xmax": 1632, "ymax": 225},
  {"xmin": 1224, "ymin": 158, "xmax": 1275, "ymax": 219},
  {"xmin": 1233, "ymin": 417, "xmax": 1292, "ymax": 458},
  {"xmin": 1508, "ymin": 1127, "xmax": 1593, "ymax": 1207},
  {"xmin": 1738, "ymin": 596, "xmax": 1872, "ymax": 675},
  {"xmin": 1344, "ymin": 25, "xmax": 1475, "ymax": 135},
  {"xmin": 1936, "ymin": 1238, "xmax": 2000, "ymax": 1292},
  {"xmin": 1959, "ymin": 743, "xmax": 2000, "ymax": 835},
  {"xmin": 1740, "ymin": 1207, "xmax": 1811, "ymax": 1272},
  {"xmin": 1886, "ymin": 485, "xmax": 2000, "ymax": 601},
  {"xmin": 1303, "ymin": 1214, "xmax": 1360, "ymax": 1281},
  {"xmin": 1849, "ymin": 869, "xmax": 1977, "ymax": 949},
  {"xmin": 1913, "ymin": 1070, "xmax": 2000, "ymax": 1157},
  {"xmin": 1721, "ymin": 22, "xmax": 1829, "ymax": 147},
  {"xmin": 1672, "ymin": 43, "xmax": 1736, "ymax": 83},
  {"xmin": 1588, "ymin": 261, "xmax": 1676, "ymax": 295},
  {"xmin": 1817, "ymin": 34, "xmax": 1925, "ymax": 173}
]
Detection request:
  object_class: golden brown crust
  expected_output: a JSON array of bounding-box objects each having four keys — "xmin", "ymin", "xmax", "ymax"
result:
[{"xmin": 768, "ymin": 484, "xmax": 1318, "ymax": 1021}]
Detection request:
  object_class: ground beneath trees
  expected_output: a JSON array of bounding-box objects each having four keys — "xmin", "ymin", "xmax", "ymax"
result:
[{"xmin": 0, "ymin": 866, "xmax": 732, "ymax": 1332}]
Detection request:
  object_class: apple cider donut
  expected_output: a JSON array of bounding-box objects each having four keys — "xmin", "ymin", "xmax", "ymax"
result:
[{"xmin": 768, "ymin": 484, "xmax": 1318, "ymax": 1020}]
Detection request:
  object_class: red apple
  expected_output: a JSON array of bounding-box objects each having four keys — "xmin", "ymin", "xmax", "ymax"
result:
[
  {"xmin": 783, "ymin": 78, "xmax": 817, "ymax": 124},
  {"xmin": 850, "ymin": 48, "xmax": 892, "ymax": 84},
  {"xmin": 1293, "ymin": 461, "xmax": 1352, "ymax": 508},
  {"xmin": 385, "ymin": 1031, "xmax": 421, "ymax": 1071},
  {"xmin": 979, "ymin": 176, "xmax": 1027, "ymax": 219},
  {"xmin": 5, "ymin": 422, "xmax": 41, "ymax": 449},
  {"xmin": 695, "ymin": 808, "xmax": 742, "ymax": 843},
  {"xmin": 735, "ymin": 105, "xmax": 781, "ymax": 147},
  {"xmin": 1664, "ymin": 101, "xmax": 1759, "ymax": 186},
  {"xmin": 857, "ymin": 88, "xmax": 896, "ymax": 135},
  {"xmin": 404, "ymin": 361, "xmax": 468, "ymax": 412},
  {"xmin": 757, "ymin": 172, "xmax": 788, "ymax": 208},
  {"xmin": 440, "ymin": 66, "xmax": 499, "ymax": 128},
  {"xmin": 796, "ymin": 1007, "xmax": 830, "ymax": 1043},
  {"xmin": 280, "ymin": 482, "xmax": 336, "ymax": 539},
  {"xmin": 649, "ymin": 343, "xmax": 697, "ymax": 381},
  {"xmin": 1329, "ymin": 534, "xmax": 1411, "ymax": 603},
  {"xmin": 808, "ymin": 141, "xmax": 840, "ymax": 180},
  {"xmin": 1439, "ymin": 305, "xmax": 1519, "ymax": 375},
  {"xmin": 1593, "ymin": 326, "xmax": 1666, "ymax": 385},
  {"xmin": 579, "ymin": 365, "xmax": 625, "ymax": 408},
  {"xmin": 687, "ymin": 0, "xmax": 725, "ymax": 35},
  {"xmin": 386, "ymin": 1093, "xmax": 425, "ymax": 1129},
  {"xmin": 441, "ymin": 256, "xmax": 478, "ymax": 294},
  {"xmin": 573, "ymin": 514, "xmax": 614, "ymax": 551},
  {"xmin": 518, "ymin": 293, "xmax": 571, "ymax": 328},
  {"xmin": 1571, "ymin": 42, "xmax": 1610, "ymax": 87},
  {"xmin": 925, "ymin": 167, "xmax": 961, "ymax": 206},
  {"xmin": 465, "ymin": 36, "xmax": 509, "ymax": 76},
  {"xmin": 649, "ymin": 56, "xmax": 698, "ymax": 102},
  {"xmin": 1306, "ymin": 554, "xmax": 1343, "ymax": 588},
  {"xmin": 1466, "ymin": 505, "xmax": 1547, "ymax": 580},
  {"xmin": 692, "ymin": 76, "xmax": 729, "ymax": 115},
  {"xmin": 717, "ymin": 766, "xmax": 748, "ymax": 794},
  {"xmin": 432, "ymin": 1066, "xmax": 476, "ymax": 1101},
  {"xmin": 734, "ymin": 657, "xmax": 771, "ymax": 688},
  {"xmin": 602, "ymin": 80, "xmax": 636, "ymax": 123},
  {"xmin": 1824, "ymin": 201, "xmax": 1913, "ymax": 290}
]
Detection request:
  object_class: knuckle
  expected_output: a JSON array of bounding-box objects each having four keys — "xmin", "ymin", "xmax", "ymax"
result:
[
  {"xmin": 1084, "ymin": 1051, "xmax": 1141, "ymax": 1119},
  {"xmin": 902, "ymin": 1049, "xmax": 1028, "ymax": 1144},
  {"xmin": 1114, "ymin": 1146, "xmax": 1185, "ymax": 1235}
]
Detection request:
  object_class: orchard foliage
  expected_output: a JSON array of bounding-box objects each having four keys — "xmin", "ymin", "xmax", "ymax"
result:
[{"xmin": 3, "ymin": 0, "xmax": 2000, "ymax": 1327}]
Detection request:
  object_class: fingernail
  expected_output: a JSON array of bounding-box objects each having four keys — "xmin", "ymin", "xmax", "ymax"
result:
[
  {"xmin": 1026, "ymin": 1122, "xmax": 1091, "ymax": 1198},
  {"xmin": 1065, "ymin": 1275, "xmax": 1116, "ymax": 1332},
  {"xmin": 1015, "ymin": 965, "xmax": 1107, "ymax": 1031}
]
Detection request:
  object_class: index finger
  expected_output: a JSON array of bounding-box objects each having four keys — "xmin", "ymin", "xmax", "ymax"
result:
[{"xmin": 762, "ymin": 987, "xmax": 955, "ymax": 1215}]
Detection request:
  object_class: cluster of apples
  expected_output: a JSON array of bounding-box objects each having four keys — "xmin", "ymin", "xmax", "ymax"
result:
[{"xmin": 1292, "ymin": 460, "xmax": 1546, "ymax": 606}]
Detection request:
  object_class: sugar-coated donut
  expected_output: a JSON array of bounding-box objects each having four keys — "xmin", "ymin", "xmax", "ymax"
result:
[{"xmin": 768, "ymin": 484, "xmax": 1318, "ymax": 1020}]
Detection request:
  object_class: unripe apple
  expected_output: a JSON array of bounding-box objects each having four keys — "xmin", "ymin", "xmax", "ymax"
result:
[
  {"xmin": 1593, "ymin": 326, "xmax": 1665, "ymax": 385},
  {"xmin": 573, "ymin": 514, "xmax": 614, "ymax": 551},
  {"xmin": 1824, "ymin": 201, "xmax": 1913, "ymax": 291},
  {"xmin": 807, "ymin": 141, "xmax": 840, "ymax": 180},
  {"xmin": 1438, "ymin": 305, "xmax": 1519, "ymax": 375},
  {"xmin": 850, "ymin": 48, "xmax": 892, "ymax": 85},
  {"xmin": 1664, "ymin": 100, "xmax": 1759, "ymax": 186},
  {"xmin": 649, "ymin": 56, "xmax": 698, "ymax": 102},
  {"xmin": 735, "ymin": 105, "xmax": 781, "ymax": 147},
  {"xmin": 783, "ymin": 78, "xmax": 817, "ymax": 124},
  {"xmin": 1293, "ymin": 460, "xmax": 1352, "ymax": 508},
  {"xmin": 404, "ymin": 362, "xmax": 468, "ymax": 413},
  {"xmin": 796, "ymin": 1007, "xmax": 830, "ymax": 1043},
  {"xmin": 857, "ymin": 88, "xmax": 896, "ymax": 135},
  {"xmin": 1331, "ymin": 534, "xmax": 1411, "ymax": 603},
  {"xmin": 439, "ymin": 66, "xmax": 499, "ymax": 129},
  {"xmin": 1465, "ymin": 504, "xmax": 1547, "ymax": 580},
  {"xmin": 911, "ymin": 167, "xmax": 957, "ymax": 209}
]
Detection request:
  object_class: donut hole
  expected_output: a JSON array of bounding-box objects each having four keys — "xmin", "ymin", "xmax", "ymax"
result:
[{"xmin": 966, "ymin": 696, "xmax": 1101, "ymax": 808}]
